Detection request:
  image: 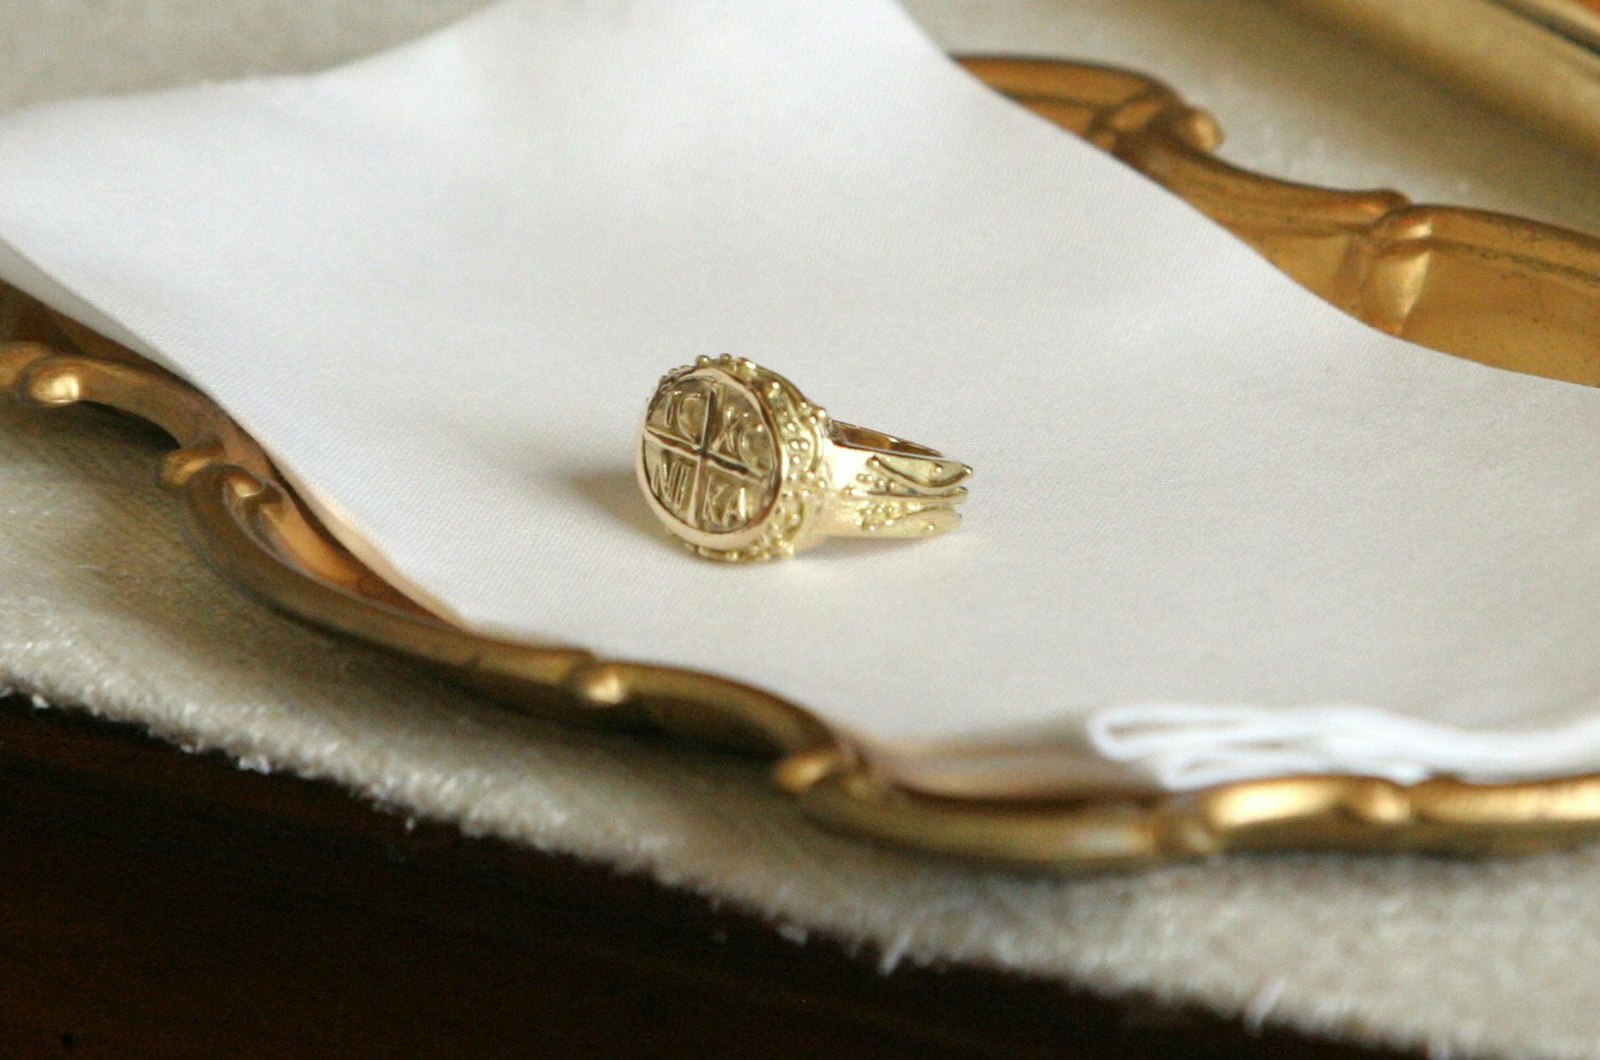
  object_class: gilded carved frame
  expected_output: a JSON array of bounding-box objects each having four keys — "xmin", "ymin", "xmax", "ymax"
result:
[{"xmin": 5, "ymin": 58, "xmax": 1600, "ymax": 871}]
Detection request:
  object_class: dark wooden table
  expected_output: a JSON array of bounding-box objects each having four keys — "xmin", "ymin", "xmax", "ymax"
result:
[{"xmin": 0, "ymin": 693, "xmax": 1409, "ymax": 1058}]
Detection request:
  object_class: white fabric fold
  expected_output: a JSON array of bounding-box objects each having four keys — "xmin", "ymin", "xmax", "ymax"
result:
[
  {"xmin": 1087, "ymin": 704, "xmax": 1600, "ymax": 788},
  {"xmin": 4, "ymin": 0, "xmax": 1600, "ymax": 789}
]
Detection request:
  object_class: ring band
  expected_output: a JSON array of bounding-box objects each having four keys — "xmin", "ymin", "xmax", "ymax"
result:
[{"xmin": 637, "ymin": 355, "xmax": 971, "ymax": 562}]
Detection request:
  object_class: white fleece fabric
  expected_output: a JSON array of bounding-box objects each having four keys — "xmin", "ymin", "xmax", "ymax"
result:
[{"xmin": 4, "ymin": 3, "xmax": 1600, "ymax": 1057}]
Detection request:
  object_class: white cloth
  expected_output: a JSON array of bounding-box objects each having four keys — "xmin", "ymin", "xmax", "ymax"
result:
[{"xmin": 4, "ymin": 0, "xmax": 1600, "ymax": 791}]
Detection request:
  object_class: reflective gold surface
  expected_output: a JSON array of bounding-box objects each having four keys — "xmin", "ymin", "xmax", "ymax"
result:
[
  {"xmin": 969, "ymin": 57, "xmax": 1600, "ymax": 386},
  {"xmin": 637, "ymin": 355, "xmax": 971, "ymax": 561},
  {"xmin": 1282, "ymin": 0, "xmax": 1600, "ymax": 160},
  {"xmin": 6, "ymin": 58, "xmax": 1600, "ymax": 871}
]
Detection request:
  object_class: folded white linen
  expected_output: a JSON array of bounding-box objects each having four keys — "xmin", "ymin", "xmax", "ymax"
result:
[{"xmin": 3, "ymin": 0, "xmax": 1600, "ymax": 789}]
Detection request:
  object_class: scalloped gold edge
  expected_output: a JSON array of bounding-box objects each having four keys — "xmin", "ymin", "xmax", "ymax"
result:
[{"xmin": 6, "ymin": 57, "xmax": 1600, "ymax": 872}]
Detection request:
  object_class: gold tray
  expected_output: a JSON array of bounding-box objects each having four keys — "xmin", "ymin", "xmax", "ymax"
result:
[{"xmin": 6, "ymin": 58, "xmax": 1600, "ymax": 872}]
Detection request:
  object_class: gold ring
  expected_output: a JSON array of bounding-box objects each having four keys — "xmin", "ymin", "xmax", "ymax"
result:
[{"xmin": 637, "ymin": 355, "xmax": 972, "ymax": 562}]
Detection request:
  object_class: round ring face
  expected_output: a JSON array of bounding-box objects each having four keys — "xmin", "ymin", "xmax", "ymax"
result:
[
  {"xmin": 639, "ymin": 362, "xmax": 785, "ymax": 552},
  {"xmin": 638, "ymin": 356, "xmax": 965, "ymax": 561}
]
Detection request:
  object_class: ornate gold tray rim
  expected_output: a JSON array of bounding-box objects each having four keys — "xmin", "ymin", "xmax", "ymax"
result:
[{"xmin": 6, "ymin": 57, "xmax": 1600, "ymax": 873}]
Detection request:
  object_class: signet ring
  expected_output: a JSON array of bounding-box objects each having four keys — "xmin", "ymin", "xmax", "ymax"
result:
[{"xmin": 637, "ymin": 355, "xmax": 972, "ymax": 562}]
